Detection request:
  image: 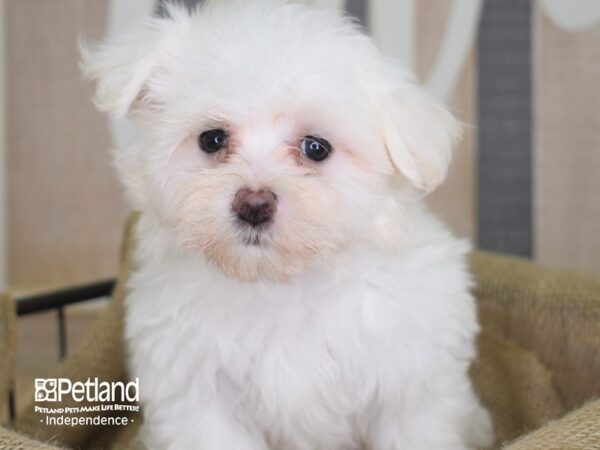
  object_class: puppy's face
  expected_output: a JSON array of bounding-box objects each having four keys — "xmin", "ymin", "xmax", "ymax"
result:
[{"xmin": 82, "ymin": 2, "xmax": 460, "ymax": 281}]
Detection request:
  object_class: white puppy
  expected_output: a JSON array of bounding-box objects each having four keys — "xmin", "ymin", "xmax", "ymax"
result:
[{"xmin": 82, "ymin": 1, "xmax": 493, "ymax": 449}]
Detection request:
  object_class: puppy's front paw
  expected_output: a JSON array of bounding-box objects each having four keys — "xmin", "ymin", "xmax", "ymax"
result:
[
  {"xmin": 139, "ymin": 421, "xmax": 268, "ymax": 450},
  {"xmin": 466, "ymin": 405, "xmax": 495, "ymax": 449}
]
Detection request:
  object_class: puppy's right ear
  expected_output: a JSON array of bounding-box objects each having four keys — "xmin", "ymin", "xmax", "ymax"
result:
[
  {"xmin": 80, "ymin": 5, "xmax": 189, "ymax": 117},
  {"xmin": 379, "ymin": 88, "xmax": 462, "ymax": 194}
]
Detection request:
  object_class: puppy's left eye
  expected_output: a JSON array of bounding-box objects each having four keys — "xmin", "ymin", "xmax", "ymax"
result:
[
  {"xmin": 300, "ymin": 136, "xmax": 332, "ymax": 162},
  {"xmin": 199, "ymin": 129, "xmax": 228, "ymax": 153}
]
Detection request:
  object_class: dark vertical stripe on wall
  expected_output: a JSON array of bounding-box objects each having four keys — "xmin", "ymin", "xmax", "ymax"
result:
[
  {"xmin": 477, "ymin": 0, "xmax": 533, "ymax": 257},
  {"xmin": 157, "ymin": 0, "xmax": 203, "ymax": 16},
  {"xmin": 346, "ymin": 0, "xmax": 369, "ymax": 29},
  {"xmin": 157, "ymin": 0, "xmax": 369, "ymax": 21}
]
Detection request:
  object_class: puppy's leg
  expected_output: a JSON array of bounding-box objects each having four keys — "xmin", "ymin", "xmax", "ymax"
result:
[
  {"xmin": 142, "ymin": 399, "xmax": 268, "ymax": 450},
  {"xmin": 365, "ymin": 409, "xmax": 467, "ymax": 450},
  {"xmin": 464, "ymin": 402, "xmax": 495, "ymax": 449},
  {"xmin": 364, "ymin": 382, "xmax": 493, "ymax": 450}
]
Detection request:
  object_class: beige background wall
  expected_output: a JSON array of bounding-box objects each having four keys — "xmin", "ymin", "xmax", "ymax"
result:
[
  {"xmin": 5, "ymin": 0, "xmax": 126, "ymax": 290},
  {"xmin": 1, "ymin": 1, "xmax": 599, "ymax": 292},
  {"xmin": 534, "ymin": 8, "xmax": 600, "ymax": 274},
  {"xmin": 417, "ymin": 0, "xmax": 477, "ymax": 240},
  {"xmin": 0, "ymin": 0, "xmax": 7, "ymax": 291}
]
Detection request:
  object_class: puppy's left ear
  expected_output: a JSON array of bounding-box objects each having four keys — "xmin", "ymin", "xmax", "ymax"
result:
[
  {"xmin": 79, "ymin": 4, "xmax": 190, "ymax": 117},
  {"xmin": 380, "ymin": 89, "xmax": 462, "ymax": 193}
]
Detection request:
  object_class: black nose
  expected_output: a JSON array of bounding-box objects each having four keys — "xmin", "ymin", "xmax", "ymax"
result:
[{"xmin": 232, "ymin": 187, "xmax": 277, "ymax": 226}]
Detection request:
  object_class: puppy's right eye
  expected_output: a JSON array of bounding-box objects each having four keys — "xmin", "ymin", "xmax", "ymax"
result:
[
  {"xmin": 300, "ymin": 136, "xmax": 332, "ymax": 162},
  {"xmin": 199, "ymin": 129, "xmax": 228, "ymax": 153}
]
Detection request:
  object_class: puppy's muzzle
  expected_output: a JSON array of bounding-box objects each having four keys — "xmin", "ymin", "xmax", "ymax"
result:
[{"xmin": 232, "ymin": 187, "xmax": 277, "ymax": 227}]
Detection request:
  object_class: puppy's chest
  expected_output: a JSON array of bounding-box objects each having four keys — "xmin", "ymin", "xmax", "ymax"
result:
[
  {"xmin": 127, "ymin": 274, "xmax": 378, "ymax": 406},
  {"xmin": 125, "ymin": 253, "xmax": 462, "ymax": 420},
  {"xmin": 220, "ymin": 318, "xmax": 366, "ymax": 420}
]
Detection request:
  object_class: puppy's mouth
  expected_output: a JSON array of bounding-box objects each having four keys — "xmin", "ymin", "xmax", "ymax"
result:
[
  {"xmin": 242, "ymin": 234, "xmax": 264, "ymax": 246},
  {"xmin": 238, "ymin": 224, "xmax": 270, "ymax": 247}
]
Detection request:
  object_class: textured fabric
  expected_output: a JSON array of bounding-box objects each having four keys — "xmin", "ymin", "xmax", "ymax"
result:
[
  {"xmin": 470, "ymin": 330, "xmax": 565, "ymax": 447},
  {"xmin": 0, "ymin": 426, "xmax": 65, "ymax": 449},
  {"xmin": 0, "ymin": 293, "xmax": 17, "ymax": 425},
  {"xmin": 1, "ymin": 217, "xmax": 599, "ymax": 449},
  {"xmin": 471, "ymin": 252, "xmax": 600, "ymax": 411},
  {"xmin": 505, "ymin": 398, "xmax": 600, "ymax": 450}
]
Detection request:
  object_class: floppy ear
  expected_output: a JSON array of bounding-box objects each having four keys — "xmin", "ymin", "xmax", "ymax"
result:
[
  {"xmin": 380, "ymin": 89, "xmax": 462, "ymax": 193},
  {"xmin": 79, "ymin": 4, "xmax": 190, "ymax": 117}
]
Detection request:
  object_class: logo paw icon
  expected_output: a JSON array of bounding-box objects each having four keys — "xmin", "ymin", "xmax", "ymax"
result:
[{"xmin": 35, "ymin": 378, "xmax": 57, "ymax": 402}]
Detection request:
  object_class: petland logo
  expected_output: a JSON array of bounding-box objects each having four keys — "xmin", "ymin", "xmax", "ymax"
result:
[
  {"xmin": 35, "ymin": 378, "xmax": 139, "ymax": 403},
  {"xmin": 34, "ymin": 378, "xmax": 140, "ymax": 427}
]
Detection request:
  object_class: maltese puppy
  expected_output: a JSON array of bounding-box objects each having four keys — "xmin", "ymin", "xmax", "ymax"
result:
[{"xmin": 82, "ymin": 1, "xmax": 493, "ymax": 449}]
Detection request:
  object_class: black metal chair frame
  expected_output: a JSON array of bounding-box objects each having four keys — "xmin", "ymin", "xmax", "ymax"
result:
[{"xmin": 7, "ymin": 279, "xmax": 116, "ymax": 422}]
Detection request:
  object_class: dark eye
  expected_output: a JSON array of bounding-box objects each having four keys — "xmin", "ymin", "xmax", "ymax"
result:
[
  {"xmin": 300, "ymin": 136, "xmax": 332, "ymax": 162},
  {"xmin": 199, "ymin": 129, "xmax": 228, "ymax": 153}
]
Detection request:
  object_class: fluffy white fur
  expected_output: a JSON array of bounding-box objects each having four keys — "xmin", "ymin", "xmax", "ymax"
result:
[{"xmin": 82, "ymin": 1, "xmax": 494, "ymax": 449}]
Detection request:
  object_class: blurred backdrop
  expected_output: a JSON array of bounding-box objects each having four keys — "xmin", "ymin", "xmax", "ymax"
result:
[{"xmin": 0, "ymin": 0, "xmax": 599, "ymax": 294}]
